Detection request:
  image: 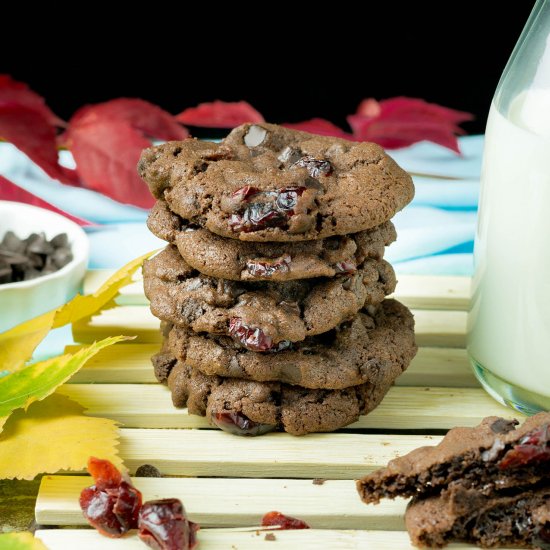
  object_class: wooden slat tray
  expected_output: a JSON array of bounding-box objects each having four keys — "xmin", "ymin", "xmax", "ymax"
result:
[{"xmin": 36, "ymin": 273, "xmax": 523, "ymax": 549}]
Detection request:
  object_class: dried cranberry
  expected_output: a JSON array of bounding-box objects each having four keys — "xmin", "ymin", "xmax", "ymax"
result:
[
  {"xmin": 275, "ymin": 187, "xmax": 303, "ymax": 211},
  {"xmin": 246, "ymin": 255, "xmax": 291, "ymax": 278},
  {"xmin": 138, "ymin": 498, "xmax": 199, "ymax": 550},
  {"xmin": 231, "ymin": 185, "xmax": 260, "ymax": 202},
  {"xmin": 87, "ymin": 457, "xmax": 122, "ymax": 490},
  {"xmin": 334, "ymin": 260, "xmax": 357, "ymax": 275},
  {"xmin": 212, "ymin": 411, "xmax": 275, "ymax": 436},
  {"xmin": 498, "ymin": 423, "xmax": 550, "ymax": 470},
  {"xmin": 293, "ymin": 155, "xmax": 332, "ymax": 178},
  {"xmin": 261, "ymin": 511, "xmax": 310, "ymax": 530},
  {"xmin": 230, "ymin": 203, "xmax": 287, "ymax": 232},
  {"xmin": 79, "ymin": 458, "xmax": 142, "ymax": 538},
  {"xmin": 229, "ymin": 186, "xmax": 307, "ymax": 233},
  {"xmin": 229, "ymin": 317, "xmax": 275, "ymax": 351}
]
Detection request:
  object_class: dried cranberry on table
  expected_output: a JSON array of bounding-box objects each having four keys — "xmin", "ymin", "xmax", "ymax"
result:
[
  {"xmin": 79, "ymin": 457, "xmax": 142, "ymax": 537},
  {"xmin": 80, "ymin": 457, "xmax": 201, "ymax": 548},
  {"xmin": 261, "ymin": 511, "xmax": 310, "ymax": 530},
  {"xmin": 212, "ymin": 411, "xmax": 275, "ymax": 436},
  {"xmin": 138, "ymin": 498, "xmax": 199, "ymax": 550},
  {"xmin": 498, "ymin": 423, "xmax": 550, "ymax": 470}
]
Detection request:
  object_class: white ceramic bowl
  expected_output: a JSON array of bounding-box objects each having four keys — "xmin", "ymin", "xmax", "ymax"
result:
[{"xmin": 0, "ymin": 201, "xmax": 90, "ymax": 333}]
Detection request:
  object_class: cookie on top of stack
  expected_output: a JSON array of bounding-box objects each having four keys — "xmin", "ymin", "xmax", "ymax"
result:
[{"xmin": 138, "ymin": 122, "xmax": 417, "ymax": 436}]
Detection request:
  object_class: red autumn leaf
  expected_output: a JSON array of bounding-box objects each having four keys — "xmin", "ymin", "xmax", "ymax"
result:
[
  {"xmin": 356, "ymin": 97, "xmax": 473, "ymax": 125},
  {"xmin": 66, "ymin": 117, "xmax": 154, "ymax": 209},
  {"xmin": 69, "ymin": 98, "xmax": 188, "ymax": 141},
  {"xmin": 176, "ymin": 100, "xmax": 264, "ymax": 128},
  {"xmin": 283, "ymin": 118, "xmax": 354, "ymax": 139},
  {"xmin": 0, "ymin": 74, "xmax": 64, "ymax": 127},
  {"xmin": 0, "ymin": 103, "xmax": 80, "ymax": 185},
  {"xmin": 349, "ymin": 97, "xmax": 473, "ymax": 153},
  {"xmin": 0, "ymin": 175, "xmax": 93, "ymax": 226}
]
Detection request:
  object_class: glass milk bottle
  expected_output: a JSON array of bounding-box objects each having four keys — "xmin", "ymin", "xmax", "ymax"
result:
[{"xmin": 468, "ymin": 0, "xmax": 550, "ymax": 413}]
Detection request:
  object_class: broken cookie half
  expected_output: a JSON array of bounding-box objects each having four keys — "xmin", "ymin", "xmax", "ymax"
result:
[{"xmin": 357, "ymin": 413, "xmax": 550, "ymax": 548}]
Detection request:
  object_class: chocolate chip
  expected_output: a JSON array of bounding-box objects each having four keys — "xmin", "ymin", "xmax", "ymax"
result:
[
  {"xmin": 1, "ymin": 231, "xmax": 24, "ymax": 253},
  {"xmin": 304, "ymin": 176, "xmax": 323, "ymax": 190},
  {"xmin": 50, "ymin": 233, "xmax": 69, "ymax": 248},
  {"xmin": 244, "ymin": 125, "xmax": 267, "ymax": 147},
  {"xmin": 278, "ymin": 146, "xmax": 302, "ymax": 165},
  {"xmin": 135, "ymin": 464, "xmax": 162, "ymax": 478},
  {"xmin": 490, "ymin": 418, "xmax": 519, "ymax": 434},
  {"xmin": 52, "ymin": 247, "xmax": 72, "ymax": 269},
  {"xmin": 26, "ymin": 233, "xmax": 54, "ymax": 256},
  {"xmin": 0, "ymin": 230, "xmax": 73, "ymax": 285}
]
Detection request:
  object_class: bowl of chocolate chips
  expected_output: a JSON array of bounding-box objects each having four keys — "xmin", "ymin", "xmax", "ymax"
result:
[{"xmin": 0, "ymin": 201, "xmax": 89, "ymax": 333}]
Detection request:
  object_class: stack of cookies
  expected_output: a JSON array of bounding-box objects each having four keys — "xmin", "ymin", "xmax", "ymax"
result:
[{"xmin": 139, "ymin": 123, "xmax": 417, "ymax": 436}]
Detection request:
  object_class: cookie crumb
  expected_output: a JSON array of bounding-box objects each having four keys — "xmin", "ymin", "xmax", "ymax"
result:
[
  {"xmin": 312, "ymin": 478, "xmax": 326, "ymax": 485},
  {"xmin": 135, "ymin": 464, "xmax": 162, "ymax": 477},
  {"xmin": 264, "ymin": 533, "xmax": 277, "ymax": 541}
]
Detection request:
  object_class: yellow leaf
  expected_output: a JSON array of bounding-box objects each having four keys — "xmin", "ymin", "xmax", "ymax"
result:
[
  {"xmin": 0, "ymin": 394, "xmax": 121, "ymax": 480},
  {"xmin": 0, "ymin": 532, "xmax": 47, "ymax": 550},
  {"xmin": 0, "ymin": 336, "xmax": 131, "ymax": 430},
  {"xmin": 0, "ymin": 251, "xmax": 155, "ymax": 373}
]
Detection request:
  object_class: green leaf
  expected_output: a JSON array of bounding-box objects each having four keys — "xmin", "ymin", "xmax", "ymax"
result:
[
  {"xmin": 0, "ymin": 251, "xmax": 154, "ymax": 373},
  {"xmin": 0, "ymin": 532, "xmax": 47, "ymax": 550},
  {"xmin": 0, "ymin": 336, "xmax": 130, "ymax": 430}
]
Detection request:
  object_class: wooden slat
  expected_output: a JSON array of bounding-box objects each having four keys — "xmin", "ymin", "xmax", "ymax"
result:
[
  {"xmin": 67, "ymin": 344, "xmax": 475, "ymax": 387},
  {"xmin": 412, "ymin": 309, "xmax": 466, "ymax": 348},
  {"xmin": 57, "ymin": 384, "xmax": 520, "ymax": 431},
  {"xmin": 113, "ymin": 429, "xmax": 438, "ymax": 478},
  {"xmin": 68, "ymin": 343, "xmax": 160, "ymax": 384},
  {"xmin": 391, "ymin": 275, "xmax": 470, "ymax": 311},
  {"xmin": 83, "ymin": 270, "xmax": 472, "ymax": 311},
  {"xmin": 402, "ymin": 347, "xmax": 475, "ymax": 387},
  {"xmin": 35, "ymin": 529, "xmax": 506, "ymax": 549},
  {"xmin": 36, "ymin": 476, "xmax": 406, "ymax": 529},
  {"xmin": 72, "ymin": 306, "xmax": 467, "ymax": 348}
]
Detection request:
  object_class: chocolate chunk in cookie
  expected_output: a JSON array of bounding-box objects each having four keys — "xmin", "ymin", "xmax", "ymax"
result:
[{"xmin": 138, "ymin": 123, "xmax": 414, "ymax": 241}]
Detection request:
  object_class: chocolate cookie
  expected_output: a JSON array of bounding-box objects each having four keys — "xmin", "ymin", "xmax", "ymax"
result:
[
  {"xmin": 143, "ymin": 245, "xmax": 396, "ymax": 348},
  {"xmin": 162, "ymin": 299, "xmax": 416, "ymax": 390},
  {"xmin": 147, "ymin": 200, "xmax": 397, "ymax": 282},
  {"xmin": 405, "ymin": 483, "xmax": 550, "ymax": 548},
  {"xmin": 151, "ymin": 357, "xmax": 399, "ymax": 436},
  {"xmin": 138, "ymin": 123, "xmax": 414, "ymax": 242},
  {"xmin": 357, "ymin": 413, "xmax": 550, "ymax": 505}
]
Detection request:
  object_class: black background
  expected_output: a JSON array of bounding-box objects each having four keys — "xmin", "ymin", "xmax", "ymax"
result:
[{"xmin": 3, "ymin": 3, "xmax": 535, "ymax": 135}]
